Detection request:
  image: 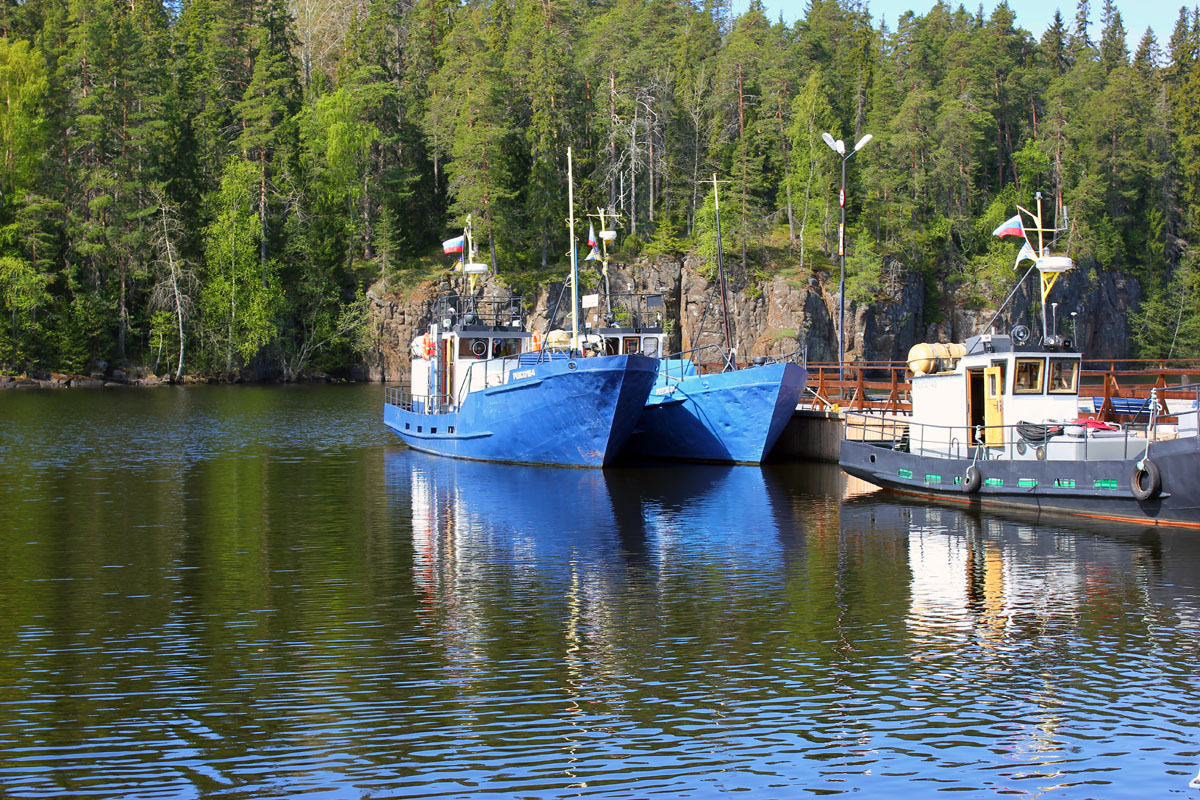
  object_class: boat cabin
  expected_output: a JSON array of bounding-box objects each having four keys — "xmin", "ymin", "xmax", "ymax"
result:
[
  {"xmin": 907, "ymin": 332, "xmax": 1083, "ymax": 458},
  {"xmin": 586, "ymin": 292, "xmax": 666, "ymax": 359},
  {"xmin": 409, "ymin": 294, "xmax": 530, "ymax": 412}
]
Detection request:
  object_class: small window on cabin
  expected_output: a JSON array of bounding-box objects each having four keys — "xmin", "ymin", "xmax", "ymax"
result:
[
  {"xmin": 1048, "ymin": 359, "xmax": 1079, "ymax": 394},
  {"xmin": 605, "ymin": 337, "xmax": 620, "ymax": 356},
  {"xmin": 623, "ymin": 337, "xmax": 640, "ymax": 355},
  {"xmin": 988, "ymin": 373, "xmax": 998, "ymax": 396},
  {"xmin": 459, "ymin": 338, "xmax": 488, "ymax": 358},
  {"xmin": 642, "ymin": 337, "xmax": 661, "ymax": 358},
  {"xmin": 491, "ymin": 337, "xmax": 521, "ymax": 359},
  {"xmin": 991, "ymin": 361, "xmax": 1006, "ymax": 391},
  {"xmin": 1013, "ymin": 358, "xmax": 1045, "ymax": 394}
]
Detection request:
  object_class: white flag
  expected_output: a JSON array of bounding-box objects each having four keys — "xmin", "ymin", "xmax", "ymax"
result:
[{"xmin": 1013, "ymin": 239, "xmax": 1037, "ymax": 269}]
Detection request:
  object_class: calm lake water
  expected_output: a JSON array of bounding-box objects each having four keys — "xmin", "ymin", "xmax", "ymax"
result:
[{"xmin": 1, "ymin": 384, "xmax": 1199, "ymax": 799}]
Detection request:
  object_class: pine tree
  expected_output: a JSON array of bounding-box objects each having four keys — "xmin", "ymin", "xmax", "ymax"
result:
[{"xmin": 1098, "ymin": 0, "xmax": 1128, "ymax": 73}]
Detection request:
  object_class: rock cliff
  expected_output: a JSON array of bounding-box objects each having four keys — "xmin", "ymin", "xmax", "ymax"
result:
[{"xmin": 365, "ymin": 255, "xmax": 1140, "ymax": 382}]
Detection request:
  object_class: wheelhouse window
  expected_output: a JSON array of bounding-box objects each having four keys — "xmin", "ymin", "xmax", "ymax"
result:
[
  {"xmin": 623, "ymin": 337, "xmax": 640, "ymax": 355},
  {"xmin": 459, "ymin": 337, "xmax": 489, "ymax": 358},
  {"xmin": 1048, "ymin": 358, "xmax": 1079, "ymax": 394},
  {"xmin": 641, "ymin": 337, "xmax": 661, "ymax": 357},
  {"xmin": 490, "ymin": 337, "xmax": 522, "ymax": 358},
  {"xmin": 1014, "ymin": 358, "xmax": 1045, "ymax": 394}
]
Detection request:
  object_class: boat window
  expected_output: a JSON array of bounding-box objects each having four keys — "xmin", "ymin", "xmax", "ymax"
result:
[
  {"xmin": 459, "ymin": 338, "xmax": 488, "ymax": 358},
  {"xmin": 1048, "ymin": 359, "xmax": 1079, "ymax": 394},
  {"xmin": 605, "ymin": 337, "xmax": 620, "ymax": 356},
  {"xmin": 623, "ymin": 337, "xmax": 639, "ymax": 355},
  {"xmin": 1014, "ymin": 358, "xmax": 1045, "ymax": 394},
  {"xmin": 491, "ymin": 337, "xmax": 521, "ymax": 359},
  {"xmin": 641, "ymin": 337, "xmax": 660, "ymax": 357}
]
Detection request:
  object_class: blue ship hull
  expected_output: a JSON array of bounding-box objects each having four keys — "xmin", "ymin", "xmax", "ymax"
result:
[
  {"xmin": 622, "ymin": 361, "xmax": 807, "ymax": 464},
  {"xmin": 384, "ymin": 354, "xmax": 658, "ymax": 467}
]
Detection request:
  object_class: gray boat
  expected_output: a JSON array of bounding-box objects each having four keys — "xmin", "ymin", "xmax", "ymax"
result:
[{"xmin": 840, "ymin": 195, "xmax": 1200, "ymax": 528}]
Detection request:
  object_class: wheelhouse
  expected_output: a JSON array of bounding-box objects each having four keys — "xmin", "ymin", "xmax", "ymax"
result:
[{"xmin": 409, "ymin": 294, "xmax": 530, "ymax": 411}]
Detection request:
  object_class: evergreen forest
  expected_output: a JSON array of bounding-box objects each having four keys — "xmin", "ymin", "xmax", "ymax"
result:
[{"xmin": 1, "ymin": 0, "xmax": 1200, "ymax": 378}]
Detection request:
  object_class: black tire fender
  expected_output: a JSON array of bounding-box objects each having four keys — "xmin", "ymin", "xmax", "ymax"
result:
[
  {"xmin": 1131, "ymin": 458, "xmax": 1162, "ymax": 501},
  {"xmin": 963, "ymin": 465, "xmax": 982, "ymax": 493}
]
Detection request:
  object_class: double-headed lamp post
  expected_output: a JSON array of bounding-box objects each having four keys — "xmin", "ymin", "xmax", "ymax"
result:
[{"xmin": 822, "ymin": 131, "xmax": 873, "ymax": 381}]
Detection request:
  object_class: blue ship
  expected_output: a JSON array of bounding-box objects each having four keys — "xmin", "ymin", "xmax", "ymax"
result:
[
  {"xmin": 384, "ymin": 293, "xmax": 657, "ymax": 467},
  {"xmin": 580, "ymin": 293, "xmax": 807, "ymax": 464},
  {"xmin": 573, "ymin": 176, "xmax": 807, "ymax": 465},
  {"xmin": 625, "ymin": 357, "xmax": 807, "ymax": 464}
]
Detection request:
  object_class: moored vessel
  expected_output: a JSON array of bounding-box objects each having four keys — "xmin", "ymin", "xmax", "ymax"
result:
[
  {"xmin": 384, "ymin": 292, "xmax": 657, "ymax": 467},
  {"xmin": 581, "ymin": 179, "xmax": 807, "ymax": 465},
  {"xmin": 383, "ymin": 202, "xmax": 657, "ymax": 467},
  {"xmin": 839, "ymin": 194, "xmax": 1200, "ymax": 528}
]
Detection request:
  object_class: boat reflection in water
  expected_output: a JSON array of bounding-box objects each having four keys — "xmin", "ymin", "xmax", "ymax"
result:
[
  {"xmin": 842, "ymin": 489, "xmax": 1200, "ymax": 791},
  {"xmin": 382, "ymin": 451, "xmax": 1200, "ymax": 796}
]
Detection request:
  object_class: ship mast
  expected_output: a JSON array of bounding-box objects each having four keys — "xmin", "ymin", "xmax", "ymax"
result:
[
  {"xmin": 568, "ymin": 147, "xmax": 580, "ymax": 351},
  {"xmin": 712, "ymin": 174, "xmax": 734, "ymax": 367},
  {"xmin": 1017, "ymin": 191, "xmax": 1073, "ymax": 343}
]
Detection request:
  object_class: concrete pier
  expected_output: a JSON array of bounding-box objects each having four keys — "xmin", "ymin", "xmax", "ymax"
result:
[{"xmin": 772, "ymin": 408, "xmax": 843, "ymax": 463}]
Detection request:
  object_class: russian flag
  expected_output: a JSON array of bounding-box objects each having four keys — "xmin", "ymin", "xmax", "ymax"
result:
[
  {"xmin": 587, "ymin": 224, "xmax": 597, "ymax": 248},
  {"xmin": 442, "ymin": 235, "xmax": 464, "ymax": 254},
  {"xmin": 992, "ymin": 214, "xmax": 1024, "ymax": 239}
]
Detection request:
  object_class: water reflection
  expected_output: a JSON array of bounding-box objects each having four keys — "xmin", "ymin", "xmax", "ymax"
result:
[{"xmin": 2, "ymin": 385, "xmax": 1200, "ymax": 797}]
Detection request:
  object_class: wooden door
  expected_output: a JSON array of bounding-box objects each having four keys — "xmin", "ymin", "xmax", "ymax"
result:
[{"xmin": 984, "ymin": 365, "xmax": 1004, "ymax": 446}]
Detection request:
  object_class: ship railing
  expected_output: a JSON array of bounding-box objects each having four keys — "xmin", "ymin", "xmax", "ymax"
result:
[
  {"xmin": 844, "ymin": 388, "xmax": 1200, "ymax": 464},
  {"xmin": 577, "ymin": 292, "xmax": 665, "ymax": 332},
  {"xmin": 690, "ymin": 343, "xmax": 809, "ymax": 376},
  {"xmin": 384, "ymin": 385, "xmax": 454, "ymax": 415},
  {"xmin": 457, "ymin": 354, "xmax": 527, "ymax": 393},
  {"xmin": 660, "ymin": 344, "xmax": 724, "ymax": 382},
  {"xmin": 434, "ymin": 293, "xmax": 526, "ymax": 329}
]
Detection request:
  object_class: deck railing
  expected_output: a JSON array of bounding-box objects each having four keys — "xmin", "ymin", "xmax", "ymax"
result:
[
  {"xmin": 843, "ymin": 383, "xmax": 1200, "ymax": 464},
  {"xmin": 384, "ymin": 386, "xmax": 454, "ymax": 415},
  {"xmin": 801, "ymin": 360, "xmax": 1200, "ymax": 421}
]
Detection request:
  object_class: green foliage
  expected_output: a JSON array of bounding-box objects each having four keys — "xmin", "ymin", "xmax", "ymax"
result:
[
  {"xmin": 0, "ymin": 38, "xmax": 47, "ymax": 197},
  {"xmin": 844, "ymin": 231, "xmax": 884, "ymax": 304},
  {"xmin": 200, "ymin": 158, "xmax": 282, "ymax": 374},
  {"xmin": 1134, "ymin": 253, "xmax": 1200, "ymax": 357},
  {"xmin": 643, "ymin": 224, "xmax": 684, "ymax": 258},
  {"xmin": 0, "ymin": 0, "xmax": 1193, "ymax": 374}
]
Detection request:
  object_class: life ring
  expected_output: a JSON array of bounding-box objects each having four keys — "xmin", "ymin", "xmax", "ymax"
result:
[
  {"xmin": 532, "ymin": 330, "xmax": 543, "ymax": 351},
  {"xmin": 422, "ymin": 333, "xmax": 434, "ymax": 359},
  {"xmin": 470, "ymin": 338, "xmax": 487, "ymax": 357},
  {"xmin": 963, "ymin": 465, "xmax": 982, "ymax": 493},
  {"xmin": 1131, "ymin": 458, "xmax": 1162, "ymax": 501}
]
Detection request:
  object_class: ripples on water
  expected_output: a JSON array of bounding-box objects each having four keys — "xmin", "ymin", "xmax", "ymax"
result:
[{"xmin": 0, "ymin": 385, "xmax": 1199, "ymax": 798}]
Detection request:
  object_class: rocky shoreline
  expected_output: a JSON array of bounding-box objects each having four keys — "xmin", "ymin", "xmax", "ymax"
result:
[{"xmin": 0, "ymin": 370, "xmax": 354, "ymax": 389}]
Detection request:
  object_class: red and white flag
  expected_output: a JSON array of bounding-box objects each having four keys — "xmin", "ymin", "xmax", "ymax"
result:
[{"xmin": 992, "ymin": 214, "xmax": 1024, "ymax": 239}]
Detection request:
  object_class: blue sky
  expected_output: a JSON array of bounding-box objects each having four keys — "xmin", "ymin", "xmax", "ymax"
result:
[{"xmin": 747, "ymin": 0, "xmax": 1191, "ymax": 49}]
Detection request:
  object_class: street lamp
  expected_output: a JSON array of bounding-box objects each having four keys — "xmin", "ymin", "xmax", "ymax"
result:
[{"xmin": 822, "ymin": 131, "xmax": 873, "ymax": 381}]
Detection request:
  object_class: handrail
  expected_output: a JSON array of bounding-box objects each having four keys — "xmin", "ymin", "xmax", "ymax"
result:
[
  {"xmin": 659, "ymin": 343, "xmax": 723, "ymax": 383},
  {"xmin": 842, "ymin": 387, "xmax": 1200, "ymax": 464},
  {"xmin": 384, "ymin": 385, "xmax": 454, "ymax": 415}
]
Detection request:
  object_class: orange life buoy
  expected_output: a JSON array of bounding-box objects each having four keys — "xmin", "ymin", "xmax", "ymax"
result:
[
  {"xmin": 532, "ymin": 330, "xmax": 543, "ymax": 351},
  {"xmin": 422, "ymin": 333, "xmax": 434, "ymax": 359}
]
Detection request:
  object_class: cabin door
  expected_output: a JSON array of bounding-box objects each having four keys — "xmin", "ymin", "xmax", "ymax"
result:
[
  {"xmin": 439, "ymin": 338, "xmax": 453, "ymax": 408},
  {"xmin": 983, "ymin": 365, "xmax": 1004, "ymax": 446}
]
